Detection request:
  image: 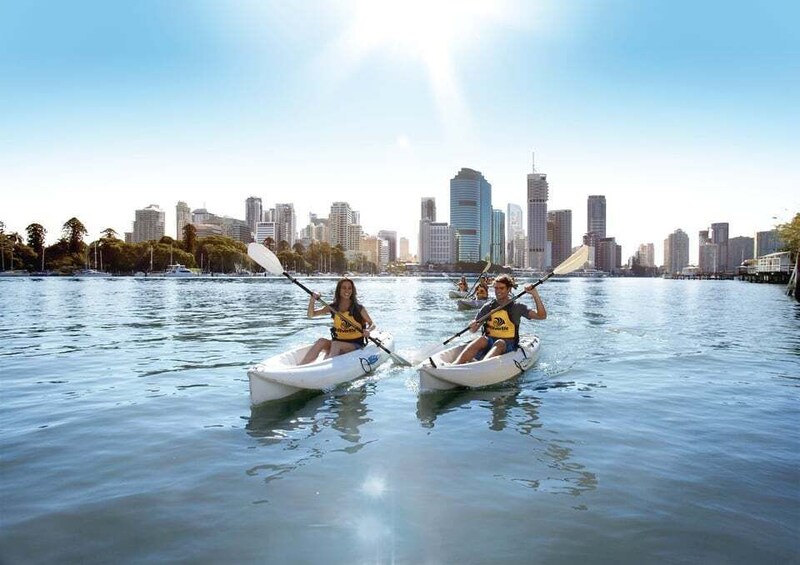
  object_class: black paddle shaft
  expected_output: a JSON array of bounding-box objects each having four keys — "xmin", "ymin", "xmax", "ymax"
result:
[
  {"xmin": 443, "ymin": 272, "xmax": 553, "ymax": 346},
  {"xmin": 281, "ymin": 271, "xmax": 399, "ymax": 360}
]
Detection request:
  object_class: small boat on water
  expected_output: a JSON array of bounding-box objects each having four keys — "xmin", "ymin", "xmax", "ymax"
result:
[
  {"xmin": 164, "ymin": 264, "xmax": 197, "ymax": 277},
  {"xmin": 73, "ymin": 269, "xmax": 106, "ymax": 278},
  {"xmin": 247, "ymin": 330, "xmax": 395, "ymax": 405},
  {"xmin": 448, "ymin": 290, "xmax": 468, "ymax": 299},
  {"xmin": 419, "ymin": 335, "xmax": 541, "ymax": 391},
  {"xmin": 456, "ymin": 298, "xmax": 488, "ymax": 310}
]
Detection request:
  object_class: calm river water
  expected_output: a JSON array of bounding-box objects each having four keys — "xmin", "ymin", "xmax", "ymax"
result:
[{"xmin": 1, "ymin": 276, "xmax": 798, "ymax": 564}]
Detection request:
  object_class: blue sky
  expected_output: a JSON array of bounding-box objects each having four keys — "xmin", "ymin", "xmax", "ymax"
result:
[{"xmin": 2, "ymin": 0, "xmax": 798, "ymax": 264}]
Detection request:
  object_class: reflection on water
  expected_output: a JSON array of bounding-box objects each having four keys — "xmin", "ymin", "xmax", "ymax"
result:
[
  {"xmin": 244, "ymin": 385, "xmax": 372, "ymax": 485},
  {"xmin": 416, "ymin": 384, "xmax": 598, "ymax": 500}
]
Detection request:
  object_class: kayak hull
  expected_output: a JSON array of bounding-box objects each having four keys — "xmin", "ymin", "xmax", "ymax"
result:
[
  {"xmin": 456, "ymin": 298, "xmax": 488, "ymax": 310},
  {"xmin": 448, "ymin": 290, "xmax": 468, "ymax": 299},
  {"xmin": 419, "ymin": 335, "xmax": 541, "ymax": 390},
  {"xmin": 248, "ymin": 330, "xmax": 394, "ymax": 405}
]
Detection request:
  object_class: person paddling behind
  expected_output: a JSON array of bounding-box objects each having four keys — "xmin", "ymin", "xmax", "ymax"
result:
[
  {"xmin": 453, "ymin": 274, "xmax": 546, "ymax": 364},
  {"xmin": 457, "ymin": 276, "xmax": 468, "ymax": 292},
  {"xmin": 298, "ymin": 278, "xmax": 375, "ymax": 365}
]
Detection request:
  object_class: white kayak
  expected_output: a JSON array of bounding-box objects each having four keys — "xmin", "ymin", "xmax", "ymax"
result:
[
  {"xmin": 448, "ymin": 290, "xmax": 468, "ymax": 299},
  {"xmin": 456, "ymin": 298, "xmax": 488, "ymax": 310},
  {"xmin": 419, "ymin": 335, "xmax": 541, "ymax": 390},
  {"xmin": 248, "ymin": 330, "xmax": 395, "ymax": 405}
]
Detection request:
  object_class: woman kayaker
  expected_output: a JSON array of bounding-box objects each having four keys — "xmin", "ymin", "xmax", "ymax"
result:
[
  {"xmin": 298, "ymin": 277, "xmax": 375, "ymax": 365},
  {"xmin": 475, "ymin": 284, "xmax": 489, "ymax": 300},
  {"xmin": 457, "ymin": 276, "xmax": 468, "ymax": 292},
  {"xmin": 453, "ymin": 274, "xmax": 546, "ymax": 364}
]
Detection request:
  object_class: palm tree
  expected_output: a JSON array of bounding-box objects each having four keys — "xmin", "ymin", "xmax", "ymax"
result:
[{"xmin": 62, "ymin": 217, "xmax": 88, "ymax": 254}]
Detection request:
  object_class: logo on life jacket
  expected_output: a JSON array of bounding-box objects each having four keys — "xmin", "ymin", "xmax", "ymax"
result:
[
  {"xmin": 485, "ymin": 309, "xmax": 516, "ymax": 339},
  {"xmin": 332, "ymin": 311, "xmax": 363, "ymax": 339}
]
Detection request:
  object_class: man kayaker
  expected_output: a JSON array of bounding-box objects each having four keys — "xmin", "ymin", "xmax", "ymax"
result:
[
  {"xmin": 298, "ymin": 277, "xmax": 375, "ymax": 365},
  {"xmin": 453, "ymin": 274, "xmax": 546, "ymax": 364}
]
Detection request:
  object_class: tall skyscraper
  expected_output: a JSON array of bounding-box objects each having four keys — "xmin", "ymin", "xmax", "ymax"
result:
[
  {"xmin": 421, "ymin": 197, "xmax": 436, "ymax": 222},
  {"xmin": 664, "ymin": 229, "xmax": 690, "ymax": 275},
  {"xmin": 710, "ymin": 222, "xmax": 730, "ymax": 272},
  {"xmin": 596, "ymin": 237, "xmax": 621, "ymax": 274},
  {"xmin": 329, "ymin": 202, "xmax": 353, "ymax": 250},
  {"xmin": 548, "ymin": 209, "xmax": 572, "ymax": 268},
  {"xmin": 420, "ymin": 222, "xmax": 456, "ymax": 265},
  {"xmin": 176, "ymin": 201, "xmax": 190, "ymax": 240},
  {"xmin": 274, "ymin": 203, "xmax": 296, "ymax": 246},
  {"xmin": 506, "ymin": 203, "xmax": 524, "ymax": 267},
  {"xmin": 399, "ymin": 237, "xmax": 410, "ymax": 261},
  {"xmin": 526, "ymin": 155, "xmax": 548, "ymax": 271},
  {"xmin": 491, "ymin": 209, "xmax": 505, "ymax": 265},
  {"xmin": 378, "ymin": 230, "xmax": 397, "ymax": 263},
  {"xmin": 132, "ymin": 204, "xmax": 165, "ymax": 243},
  {"xmin": 587, "ymin": 195, "xmax": 606, "ymax": 239},
  {"xmin": 245, "ymin": 197, "xmax": 263, "ymax": 236},
  {"xmin": 450, "ymin": 168, "xmax": 492, "ymax": 262}
]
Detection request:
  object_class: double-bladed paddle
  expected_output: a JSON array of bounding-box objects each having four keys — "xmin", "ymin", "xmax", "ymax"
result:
[
  {"xmin": 247, "ymin": 243, "xmax": 411, "ymax": 367},
  {"xmin": 411, "ymin": 246, "xmax": 590, "ymax": 364},
  {"xmin": 464, "ymin": 260, "xmax": 492, "ymax": 298}
]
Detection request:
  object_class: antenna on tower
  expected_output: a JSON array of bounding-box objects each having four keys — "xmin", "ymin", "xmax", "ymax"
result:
[{"xmin": 531, "ymin": 151, "xmax": 536, "ymax": 173}]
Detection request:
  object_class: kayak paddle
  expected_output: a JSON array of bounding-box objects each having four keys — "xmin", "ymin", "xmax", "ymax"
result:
[
  {"xmin": 247, "ymin": 242, "xmax": 411, "ymax": 367},
  {"xmin": 465, "ymin": 260, "xmax": 492, "ymax": 298},
  {"xmin": 411, "ymin": 245, "xmax": 590, "ymax": 364}
]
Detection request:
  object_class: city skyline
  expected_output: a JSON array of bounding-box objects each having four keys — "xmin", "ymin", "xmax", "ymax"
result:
[{"xmin": 3, "ymin": 1, "xmax": 797, "ymax": 265}]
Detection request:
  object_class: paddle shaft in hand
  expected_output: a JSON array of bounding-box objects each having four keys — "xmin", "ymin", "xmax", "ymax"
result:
[{"xmin": 247, "ymin": 243, "xmax": 410, "ymax": 366}]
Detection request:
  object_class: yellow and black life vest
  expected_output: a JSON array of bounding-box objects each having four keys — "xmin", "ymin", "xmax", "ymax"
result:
[
  {"xmin": 483, "ymin": 304, "xmax": 518, "ymax": 342},
  {"xmin": 330, "ymin": 302, "xmax": 365, "ymax": 342}
]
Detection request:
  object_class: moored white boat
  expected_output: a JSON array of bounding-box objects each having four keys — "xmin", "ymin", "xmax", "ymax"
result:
[
  {"xmin": 73, "ymin": 269, "xmax": 106, "ymax": 278},
  {"xmin": 419, "ymin": 335, "xmax": 541, "ymax": 390},
  {"xmin": 164, "ymin": 264, "xmax": 197, "ymax": 277},
  {"xmin": 247, "ymin": 330, "xmax": 395, "ymax": 405},
  {"xmin": 456, "ymin": 298, "xmax": 488, "ymax": 310}
]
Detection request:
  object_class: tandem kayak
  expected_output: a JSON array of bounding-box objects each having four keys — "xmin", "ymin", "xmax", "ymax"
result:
[
  {"xmin": 456, "ymin": 298, "xmax": 488, "ymax": 310},
  {"xmin": 418, "ymin": 335, "xmax": 541, "ymax": 390},
  {"xmin": 247, "ymin": 330, "xmax": 395, "ymax": 405}
]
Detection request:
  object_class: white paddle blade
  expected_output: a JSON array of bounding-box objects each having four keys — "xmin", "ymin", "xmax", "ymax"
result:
[
  {"xmin": 552, "ymin": 245, "xmax": 590, "ymax": 275},
  {"xmin": 247, "ymin": 243, "xmax": 284, "ymax": 275}
]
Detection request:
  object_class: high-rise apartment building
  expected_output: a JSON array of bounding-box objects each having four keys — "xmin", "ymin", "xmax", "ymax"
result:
[
  {"xmin": 451, "ymin": 168, "xmax": 492, "ymax": 263},
  {"xmin": 329, "ymin": 202, "xmax": 354, "ymax": 250},
  {"xmin": 378, "ymin": 230, "xmax": 398, "ymax": 263},
  {"xmin": 710, "ymin": 222, "xmax": 730, "ymax": 272},
  {"xmin": 176, "ymin": 201, "xmax": 191, "ymax": 240},
  {"xmin": 636, "ymin": 243, "xmax": 655, "ymax": 268},
  {"xmin": 255, "ymin": 222, "xmax": 276, "ymax": 246},
  {"xmin": 274, "ymin": 203, "xmax": 296, "ymax": 246},
  {"xmin": 587, "ymin": 195, "xmax": 606, "ymax": 239},
  {"xmin": 527, "ymin": 156, "xmax": 548, "ymax": 271},
  {"xmin": 664, "ymin": 229, "xmax": 690, "ymax": 275},
  {"xmin": 245, "ymin": 197, "xmax": 263, "ymax": 236},
  {"xmin": 548, "ymin": 209, "xmax": 572, "ymax": 268},
  {"xmin": 491, "ymin": 209, "xmax": 505, "ymax": 265},
  {"xmin": 132, "ymin": 204, "xmax": 165, "ymax": 243}
]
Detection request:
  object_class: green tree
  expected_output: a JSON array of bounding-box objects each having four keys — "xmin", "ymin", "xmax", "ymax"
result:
[
  {"xmin": 264, "ymin": 237, "xmax": 276, "ymax": 252},
  {"xmin": 101, "ymin": 228, "xmax": 118, "ymax": 240},
  {"xmin": 26, "ymin": 223, "xmax": 46, "ymax": 254},
  {"xmin": 182, "ymin": 224, "xmax": 197, "ymax": 253},
  {"xmin": 62, "ymin": 217, "xmax": 88, "ymax": 253},
  {"xmin": 777, "ymin": 212, "xmax": 800, "ymax": 253}
]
